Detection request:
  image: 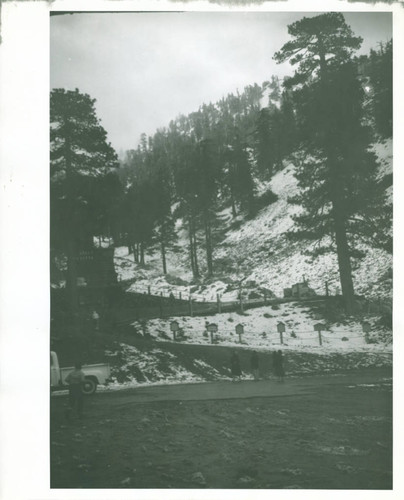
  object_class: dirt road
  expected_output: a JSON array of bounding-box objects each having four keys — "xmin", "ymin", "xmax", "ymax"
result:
[{"xmin": 50, "ymin": 368, "xmax": 392, "ymax": 489}]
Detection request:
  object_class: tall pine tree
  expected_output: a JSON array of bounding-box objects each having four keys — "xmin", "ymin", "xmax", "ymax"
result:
[
  {"xmin": 275, "ymin": 13, "xmax": 389, "ymax": 313},
  {"xmin": 50, "ymin": 88, "xmax": 119, "ymax": 321}
]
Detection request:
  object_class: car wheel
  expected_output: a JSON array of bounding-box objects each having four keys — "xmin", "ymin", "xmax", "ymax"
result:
[{"xmin": 82, "ymin": 377, "xmax": 97, "ymax": 395}]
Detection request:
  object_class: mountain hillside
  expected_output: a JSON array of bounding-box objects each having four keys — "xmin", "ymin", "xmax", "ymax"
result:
[{"xmin": 115, "ymin": 138, "xmax": 392, "ymax": 303}]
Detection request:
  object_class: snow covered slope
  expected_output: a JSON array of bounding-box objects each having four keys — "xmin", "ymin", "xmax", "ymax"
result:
[{"xmin": 115, "ymin": 138, "xmax": 392, "ymax": 302}]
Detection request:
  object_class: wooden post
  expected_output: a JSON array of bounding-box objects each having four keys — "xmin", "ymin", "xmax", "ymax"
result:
[
  {"xmin": 179, "ymin": 292, "xmax": 182, "ymax": 300},
  {"xmin": 325, "ymin": 281, "xmax": 329, "ymax": 297},
  {"xmin": 159, "ymin": 296, "xmax": 163, "ymax": 318},
  {"xmin": 217, "ymin": 293, "xmax": 221, "ymax": 313},
  {"xmin": 148, "ymin": 285, "xmax": 151, "ymax": 295},
  {"xmin": 189, "ymin": 296, "xmax": 193, "ymax": 317},
  {"xmin": 239, "ymin": 287, "xmax": 244, "ymax": 313}
]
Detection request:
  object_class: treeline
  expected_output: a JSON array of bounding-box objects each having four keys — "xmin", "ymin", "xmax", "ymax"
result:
[
  {"xmin": 118, "ymin": 79, "xmax": 293, "ymax": 277},
  {"xmin": 117, "ymin": 32, "xmax": 391, "ymax": 285}
]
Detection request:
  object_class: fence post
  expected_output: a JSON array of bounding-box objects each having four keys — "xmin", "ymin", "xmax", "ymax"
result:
[
  {"xmin": 217, "ymin": 293, "xmax": 221, "ymax": 313},
  {"xmin": 314, "ymin": 323, "xmax": 324, "ymax": 346},
  {"xmin": 159, "ymin": 295, "xmax": 163, "ymax": 318},
  {"xmin": 179, "ymin": 292, "xmax": 182, "ymax": 300},
  {"xmin": 148, "ymin": 285, "xmax": 151, "ymax": 295},
  {"xmin": 325, "ymin": 281, "xmax": 329, "ymax": 297},
  {"xmin": 189, "ymin": 296, "xmax": 193, "ymax": 317}
]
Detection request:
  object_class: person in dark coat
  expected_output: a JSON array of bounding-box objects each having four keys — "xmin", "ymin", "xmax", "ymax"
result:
[
  {"xmin": 65, "ymin": 361, "xmax": 85, "ymax": 419},
  {"xmin": 230, "ymin": 352, "xmax": 242, "ymax": 382},
  {"xmin": 273, "ymin": 350, "xmax": 285, "ymax": 382},
  {"xmin": 250, "ymin": 351, "xmax": 259, "ymax": 380}
]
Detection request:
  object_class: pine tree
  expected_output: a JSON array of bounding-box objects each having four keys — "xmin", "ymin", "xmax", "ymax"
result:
[
  {"xmin": 274, "ymin": 12, "xmax": 363, "ymax": 87},
  {"xmin": 364, "ymin": 40, "xmax": 392, "ymax": 138},
  {"xmin": 275, "ymin": 13, "xmax": 389, "ymax": 313},
  {"xmin": 194, "ymin": 138, "xmax": 220, "ymax": 277},
  {"xmin": 150, "ymin": 132, "xmax": 177, "ymax": 274},
  {"xmin": 50, "ymin": 88, "xmax": 119, "ymax": 321}
]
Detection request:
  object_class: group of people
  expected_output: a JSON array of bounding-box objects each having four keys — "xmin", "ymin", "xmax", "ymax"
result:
[{"xmin": 230, "ymin": 350, "xmax": 285, "ymax": 382}]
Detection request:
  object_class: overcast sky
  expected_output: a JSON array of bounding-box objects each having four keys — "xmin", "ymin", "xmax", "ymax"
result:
[{"xmin": 50, "ymin": 11, "xmax": 392, "ymax": 155}]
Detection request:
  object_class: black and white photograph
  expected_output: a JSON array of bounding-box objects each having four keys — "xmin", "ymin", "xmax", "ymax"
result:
[
  {"xmin": 48, "ymin": 9, "xmax": 394, "ymax": 490},
  {"xmin": 1, "ymin": 1, "xmax": 403, "ymax": 498}
]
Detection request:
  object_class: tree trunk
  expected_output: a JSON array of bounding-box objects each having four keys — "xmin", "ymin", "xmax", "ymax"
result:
[
  {"xmin": 140, "ymin": 242, "xmax": 145, "ymax": 265},
  {"xmin": 134, "ymin": 243, "xmax": 139, "ymax": 263},
  {"xmin": 190, "ymin": 214, "xmax": 199, "ymax": 278},
  {"xmin": 328, "ymin": 154, "xmax": 355, "ymax": 314},
  {"xmin": 334, "ymin": 212, "xmax": 355, "ymax": 314},
  {"xmin": 161, "ymin": 239, "xmax": 167, "ymax": 274},
  {"xmin": 66, "ymin": 238, "xmax": 79, "ymax": 330},
  {"xmin": 204, "ymin": 211, "xmax": 213, "ymax": 277},
  {"xmin": 192, "ymin": 229, "xmax": 199, "ymax": 277},
  {"xmin": 188, "ymin": 216, "xmax": 196, "ymax": 276},
  {"xmin": 64, "ymin": 119, "xmax": 79, "ymax": 333}
]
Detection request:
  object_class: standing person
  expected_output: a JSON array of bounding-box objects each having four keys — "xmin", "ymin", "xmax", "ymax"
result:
[
  {"xmin": 65, "ymin": 361, "xmax": 86, "ymax": 420},
  {"xmin": 250, "ymin": 351, "xmax": 259, "ymax": 381},
  {"xmin": 92, "ymin": 310, "xmax": 100, "ymax": 331},
  {"xmin": 277, "ymin": 350, "xmax": 285, "ymax": 382},
  {"xmin": 230, "ymin": 352, "xmax": 242, "ymax": 382},
  {"xmin": 273, "ymin": 350, "xmax": 285, "ymax": 382}
]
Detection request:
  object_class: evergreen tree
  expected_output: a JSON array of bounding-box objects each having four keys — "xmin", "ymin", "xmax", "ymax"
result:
[
  {"xmin": 194, "ymin": 138, "xmax": 220, "ymax": 277},
  {"xmin": 150, "ymin": 132, "xmax": 177, "ymax": 274},
  {"xmin": 275, "ymin": 13, "xmax": 389, "ymax": 313},
  {"xmin": 231, "ymin": 129, "xmax": 256, "ymax": 216},
  {"xmin": 363, "ymin": 40, "xmax": 392, "ymax": 138},
  {"xmin": 50, "ymin": 88, "xmax": 119, "ymax": 320},
  {"xmin": 274, "ymin": 12, "xmax": 363, "ymax": 87},
  {"xmin": 255, "ymin": 107, "xmax": 276, "ymax": 179}
]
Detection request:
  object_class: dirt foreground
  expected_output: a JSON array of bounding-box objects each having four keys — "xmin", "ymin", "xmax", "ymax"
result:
[{"xmin": 50, "ymin": 368, "xmax": 392, "ymax": 489}]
